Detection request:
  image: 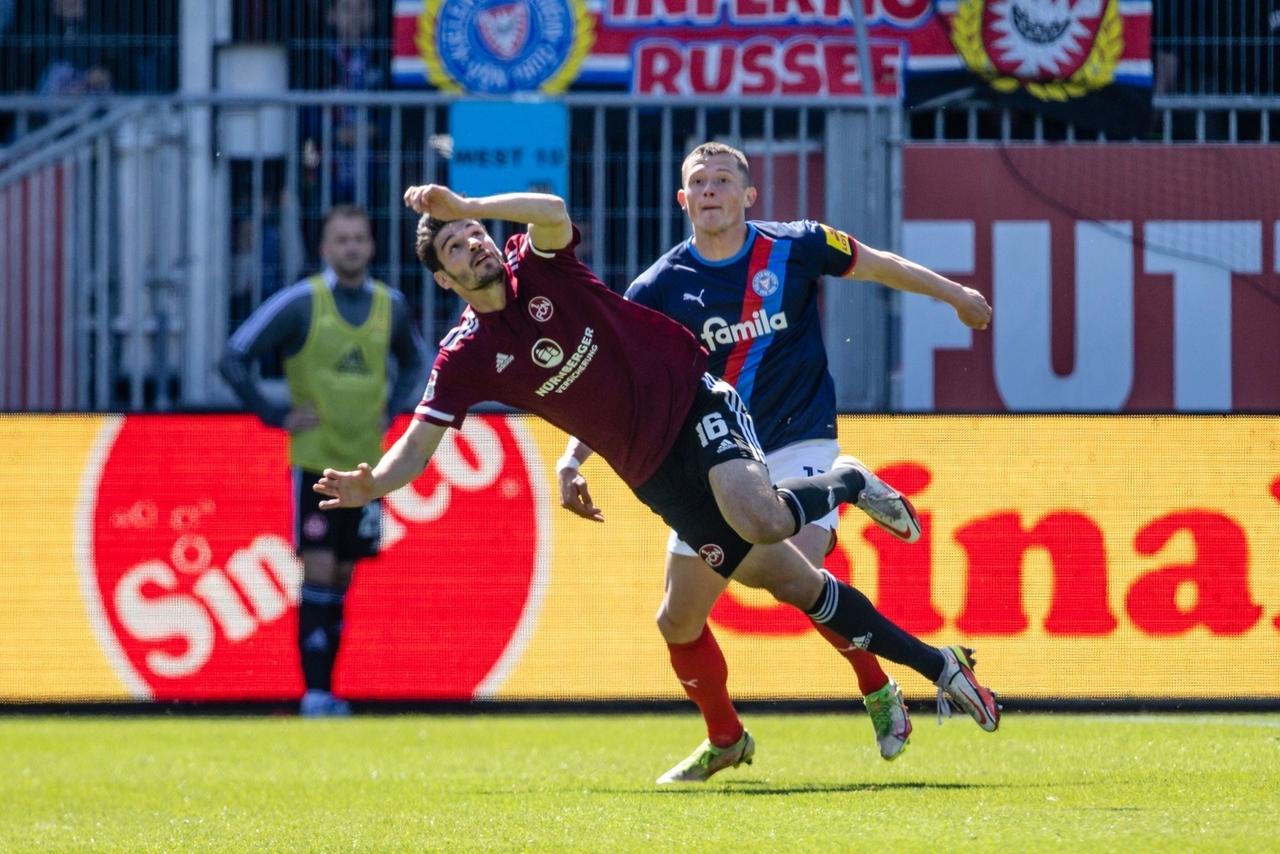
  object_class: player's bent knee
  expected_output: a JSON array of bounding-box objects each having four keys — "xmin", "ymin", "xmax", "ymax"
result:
[
  {"xmin": 765, "ymin": 571, "xmax": 823, "ymax": 609},
  {"xmin": 655, "ymin": 608, "xmax": 704, "ymax": 645},
  {"xmin": 721, "ymin": 504, "xmax": 792, "ymax": 545}
]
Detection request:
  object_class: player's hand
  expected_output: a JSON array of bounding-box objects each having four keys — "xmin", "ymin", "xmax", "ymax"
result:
[
  {"xmin": 953, "ymin": 286, "xmax": 992, "ymax": 330},
  {"xmin": 313, "ymin": 463, "xmax": 377, "ymax": 510},
  {"xmin": 403, "ymin": 184, "xmax": 470, "ymax": 220},
  {"xmin": 283, "ymin": 405, "xmax": 320, "ymax": 433},
  {"xmin": 558, "ymin": 466, "xmax": 604, "ymax": 522}
]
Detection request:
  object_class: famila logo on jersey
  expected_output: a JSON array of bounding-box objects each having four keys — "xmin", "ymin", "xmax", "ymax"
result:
[{"xmin": 700, "ymin": 309, "xmax": 789, "ymax": 351}]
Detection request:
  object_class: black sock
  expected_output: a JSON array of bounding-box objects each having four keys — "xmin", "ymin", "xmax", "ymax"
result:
[
  {"xmin": 322, "ymin": 589, "xmax": 348, "ymax": 683},
  {"xmin": 805, "ymin": 570, "xmax": 945, "ymax": 682},
  {"xmin": 299, "ymin": 583, "xmax": 341, "ymax": 691},
  {"xmin": 775, "ymin": 467, "xmax": 866, "ymax": 536}
]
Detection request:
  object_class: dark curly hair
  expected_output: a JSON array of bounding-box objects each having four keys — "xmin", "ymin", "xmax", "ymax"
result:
[{"xmin": 414, "ymin": 214, "xmax": 451, "ymax": 273}]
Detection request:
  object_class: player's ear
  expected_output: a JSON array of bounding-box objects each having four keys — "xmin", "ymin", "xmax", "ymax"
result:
[
  {"xmin": 744, "ymin": 185, "xmax": 758, "ymax": 209},
  {"xmin": 676, "ymin": 187, "xmax": 688, "ymax": 211},
  {"xmin": 432, "ymin": 270, "xmax": 454, "ymax": 292}
]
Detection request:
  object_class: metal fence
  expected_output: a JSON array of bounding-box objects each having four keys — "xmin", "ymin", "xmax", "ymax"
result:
[
  {"xmin": 3, "ymin": 1, "xmax": 1280, "ymax": 412},
  {"xmin": 1153, "ymin": 0, "xmax": 1280, "ymax": 97},
  {"xmin": 5, "ymin": 88, "xmax": 1280, "ymax": 414},
  {"xmin": 0, "ymin": 0, "xmax": 178, "ymax": 144},
  {"xmin": 906, "ymin": 97, "xmax": 1280, "ymax": 143},
  {"xmin": 0, "ymin": 92, "xmax": 898, "ymax": 413}
]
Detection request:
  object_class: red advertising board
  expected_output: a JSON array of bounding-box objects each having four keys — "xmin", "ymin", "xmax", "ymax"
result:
[
  {"xmin": 82, "ymin": 414, "xmax": 547, "ymax": 701},
  {"xmin": 2, "ymin": 413, "xmax": 1278, "ymax": 702},
  {"xmin": 901, "ymin": 145, "xmax": 1280, "ymax": 412}
]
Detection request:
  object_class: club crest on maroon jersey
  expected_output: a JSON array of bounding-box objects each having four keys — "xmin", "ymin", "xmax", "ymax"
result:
[{"xmin": 528, "ymin": 296, "xmax": 554, "ymax": 322}]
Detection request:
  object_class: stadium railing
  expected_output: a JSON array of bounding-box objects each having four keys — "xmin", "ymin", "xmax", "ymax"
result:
[
  {"xmin": 2, "ymin": 86, "xmax": 1279, "ymax": 413},
  {"xmin": 0, "ymin": 92, "xmax": 898, "ymax": 412}
]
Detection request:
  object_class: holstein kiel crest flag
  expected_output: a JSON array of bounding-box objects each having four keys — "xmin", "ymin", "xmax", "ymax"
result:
[{"xmin": 908, "ymin": 0, "xmax": 1153, "ymax": 136}]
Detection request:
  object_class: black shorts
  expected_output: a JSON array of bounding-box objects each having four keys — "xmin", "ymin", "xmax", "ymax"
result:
[
  {"xmin": 632, "ymin": 374, "xmax": 766, "ymax": 579},
  {"xmin": 293, "ymin": 468, "xmax": 382, "ymax": 560}
]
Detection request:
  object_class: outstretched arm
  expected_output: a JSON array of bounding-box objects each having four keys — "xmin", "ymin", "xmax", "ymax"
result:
[
  {"xmin": 556, "ymin": 437, "xmax": 603, "ymax": 522},
  {"xmin": 314, "ymin": 419, "xmax": 447, "ymax": 508},
  {"xmin": 850, "ymin": 241, "xmax": 992, "ymax": 330},
  {"xmin": 402, "ymin": 184, "xmax": 573, "ymax": 253}
]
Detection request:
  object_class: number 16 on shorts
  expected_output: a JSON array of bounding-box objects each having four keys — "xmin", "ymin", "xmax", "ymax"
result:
[{"xmin": 695, "ymin": 413, "xmax": 728, "ymax": 447}]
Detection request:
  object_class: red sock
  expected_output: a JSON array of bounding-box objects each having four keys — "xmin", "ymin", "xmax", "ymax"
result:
[
  {"xmin": 812, "ymin": 620, "xmax": 890, "ymax": 696},
  {"xmin": 667, "ymin": 625, "xmax": 743, "ymax": 748}
]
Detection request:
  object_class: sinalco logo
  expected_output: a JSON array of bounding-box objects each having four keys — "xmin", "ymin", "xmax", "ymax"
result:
[
  {"xmin": 417, "ymin": 0, "xmax": 595, "ymax": 94},
  {"xmin": 950, "ymin": 0, "xmax": 1123, "ymax": 101},
  {"xmin": 77, "ymin": 415, "xmax": 549, "ymax": 701}
]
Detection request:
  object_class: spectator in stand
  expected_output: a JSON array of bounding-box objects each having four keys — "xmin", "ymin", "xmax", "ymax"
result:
[
  {"xmin": 21, "ymin": 0, "xmax": 115, "ymax": 96},
  {"xmin": 295, "ymin": 0, "xmax": 392, "ymax": 262},
  {"xmin": 3, "ymin": 0, "xmax": 175, "ymax": 96}
]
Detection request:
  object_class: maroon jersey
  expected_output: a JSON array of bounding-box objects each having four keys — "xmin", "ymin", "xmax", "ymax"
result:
[{"xmin": 415, "ymin": 229, "xmax": 708, "ymax": 487}]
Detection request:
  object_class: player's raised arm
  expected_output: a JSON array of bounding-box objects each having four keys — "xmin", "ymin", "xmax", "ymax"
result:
[
  {"xmin": 402, "ymin": 184, "xmax": 573, "ymax": 253},
  {"xmin": 849, "ymin": 240, "xmax": 992, "ymax": 330},
  {"xmin": 314, "ymin": 419, "xmax": 447, "ymax": 509}
]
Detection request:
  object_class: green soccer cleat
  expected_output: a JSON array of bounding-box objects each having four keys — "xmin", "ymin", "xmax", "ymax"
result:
[
  {"xmin": 655, "ymin": 730, "xmax": 756, "ymax": 784},
  {"xmin": 863, "ymin": 677, "xmax": 912, "ymax": 761}
]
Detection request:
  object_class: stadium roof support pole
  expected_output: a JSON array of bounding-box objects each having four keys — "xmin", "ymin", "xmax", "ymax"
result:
[{"xmin": 180, "ymin": 0, "xmax": 220, "ymax": 404}]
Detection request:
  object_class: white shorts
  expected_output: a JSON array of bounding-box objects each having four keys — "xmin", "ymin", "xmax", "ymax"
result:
[{"xmin": 667, "ymin": 438, "xmax": 841, "ymax": 556}]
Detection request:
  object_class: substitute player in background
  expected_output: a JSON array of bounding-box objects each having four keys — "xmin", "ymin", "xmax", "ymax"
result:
[
  {"xmin": 558, "ymin": 142, "xmax": 992, "ymax": 780},
  {"xmin": 219, "ymin": 204, "xmax": 427, "ymax": 717},
  {"xmin": 315, "ymin": 183, "xmax": 1001, "ymax": 773}
]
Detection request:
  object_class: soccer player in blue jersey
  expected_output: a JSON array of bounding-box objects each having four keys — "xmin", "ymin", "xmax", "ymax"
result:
[{"xmin": 558, "ymin": 143, "xmax": 992, "ymax": 782}]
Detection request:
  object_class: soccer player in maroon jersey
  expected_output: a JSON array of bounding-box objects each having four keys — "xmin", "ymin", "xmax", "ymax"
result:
[
  {"xmin": 558, "ymin": 143, "xmax": 993, "ymax": 780},
  {"xmin": 314, "ymin": 184, "xmax": 1001, "ymax": 780}
]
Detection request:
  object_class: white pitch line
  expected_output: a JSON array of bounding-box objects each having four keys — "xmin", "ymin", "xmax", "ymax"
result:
[{"xmin": 1044, "ymin": 714, "xmax": 1280, "ymax": 729}]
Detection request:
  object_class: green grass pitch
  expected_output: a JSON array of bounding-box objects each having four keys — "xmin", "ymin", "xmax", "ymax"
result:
[{"xmin": 2, "ymin": 712, "xmax": 1276, "ymax": 851}]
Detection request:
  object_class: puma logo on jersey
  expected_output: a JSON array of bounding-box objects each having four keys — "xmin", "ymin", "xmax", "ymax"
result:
[
  {"xmin": 682, "ymin": 288, "xmax": 706, "ymax": 307},
  {"xmin": 700, "ymin": 309, "xmax": 789, "ymax": 351},
  {"xmin": 496, "ymin": 353, "xmax": 514, "ymax": 373},
  {"xmin": 334, "ymin": 346, "xmax": 369, "ymax": 374}
]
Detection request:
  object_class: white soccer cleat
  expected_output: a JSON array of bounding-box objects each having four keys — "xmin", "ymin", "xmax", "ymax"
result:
[
  {"xmin": 935, "ymin": 646, "xmax": 1001, "ymax": 732},
  {"xmin": 834, "ymin": 455, "xmax": 922, "ymax": 543},
  {"xmin": 863, "ymin": 677, "xmax": 912, "ymax": 761}
]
